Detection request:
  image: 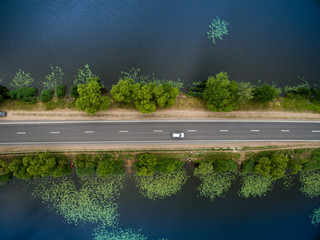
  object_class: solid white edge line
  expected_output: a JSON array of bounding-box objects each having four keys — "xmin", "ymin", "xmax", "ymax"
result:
[
  {"xmin": 1, "ymin": 140, "xmax": 320, "ymax": 145},
  {"xmin": 1, "ymin": 120, "xmax": 320, "ymax": 124}
]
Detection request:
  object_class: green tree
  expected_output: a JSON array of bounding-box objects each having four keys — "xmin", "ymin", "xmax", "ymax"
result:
[
  {"xmin": 203, "ymin": 72, "xmax": 238, "ymax": 112},
  {"xmin": 253, "ymin": 83, "xmax": 278, "ymax": 103},
  {"xmin": 236, "ymin": 81, "xmax": 254, "ymax": 104},
  {"xmin": 74, "ymin": 154, "xmax": 97, "ymax": 176},
  {"xmin": 55, "ymin": 84, "xmax": 66, "ymax": 98},
  {"xmin": 110, "ymin": 78, "xmax": 135, "ymax": 104},
  {"xmin": 194, "ymin": 162, "xmax": 214, "ymax": 176},
  {"xmin": 156, "ymin": 158, "xmax": 184, "ymax": 173},
  {"xmin": 97, "ymin": 155, "xmax": 124, "ymax": 177},
  {"xmin": 74, "ymin": 64, "xmax": 98, "ymax": 85},
  {"xmin": 134, "ymin": 83, "xmax": 157, "ymax": 113},
  {"xmin": 253, "ymin": 157, "xmax": 271, "ymax": 178},
  {"xmin": 43, "ymin": 66, "xmax": 64, "ymax": 89},
  {"xmin": 8, "ymin": 158, "xmax": 31, "ymax": 180},
  {"xmin": 10, "ymin": 69, "xmax": 34, "ymax": 89},
  {"xmin": 76, "ymin": 78, "xmax": 111, "ymax": 115},
  {"xmin": 134, "ymin": 153, "xmax": 157, "ymax": 176},
  {"xmin": 40, "ymin": 89, "xmax": 53, "ymax": 102},
  {"xmin": 212, "ymin": 159, "xmax": 229, "ymax": 172},
  {"xmin": 207, "ymin": 16, "xmax": 229, "ymax": 44},
  {"xmin": 0, "ymin": 159, "xmax": 10, "ymax": 175},
  {"xmin": 153, "ymin": 82, "xmax": 179, "ymax": 108},
  {"xmin": 270, "ymin": 152, "xmax": 289, "ymax": 180},
  {"xmin": 26, "ymin": 152, "xmax": 57, "ymax": 177}
]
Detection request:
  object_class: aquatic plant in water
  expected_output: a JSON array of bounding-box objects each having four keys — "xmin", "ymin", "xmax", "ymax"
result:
[
  {"xmin": 73, "ymin": 64, "xmax": 98, "ymax": 85},
  {"xmin": 134, "ymin": 170, "xmax": 188, "ymax": 201},
  {"xmin": 31, "ymin": 175, "xmax": 125, "ymax": 227},
  {"xmin": 238, "ymin": 173, "xmax": 274, "ymax": 198},
  {"xmin": 300, "ymin": 171, "xmax": 320, "ymax": 198},
  {"xmin": 43, "ymin": 66, "xmax": 64, "ymax": 90},
  {"xmin": 207, "ymin": 16, "xmax": 229, "ymax": 44},
  {"xmin": 93, "ymin": 226, "xmax": 148, "ymax": 240},
  {"xmin": 310, "ymin": 207, "xmax": 320, "ymax": 226},
  {"xmin": 10, "ymin": 69, "xmax": 34, "ymax": 89},
  {"xmin": 195, "ymin": 171, "xmax": 236, "ymax": 201}
]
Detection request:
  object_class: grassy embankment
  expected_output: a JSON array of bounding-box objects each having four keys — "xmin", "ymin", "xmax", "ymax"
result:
[{"xmin": 1, "ymin": 94, "xmax": 320, "ymax": 113}]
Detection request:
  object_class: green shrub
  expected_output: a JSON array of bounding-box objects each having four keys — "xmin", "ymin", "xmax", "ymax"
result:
[
  {"xmin": 303, "ymin": 149, "xmax": 320, "ymax": 171},
  {"xmin": 8, "ymin": 87, "xmax": 37, "ymax": 103},
  {"xmin": 97, "ymin": 155, "xmax": 124, "ymax": 177},
  {"xmin": 70, "ymin": 85, "xmax": 79, "ymax": 98},
  {"xmin": 40, "ymin": 89, "xmax": 53, "ymax": 102},
  {"xmin": 0, "ymin": 173, "xmax": 12, "ymax": 185},
  {"xmin": 156, "ymin": 158, "xmax": 184, "ymax": 173},
  {"xmin": 74, "ymin": 154, "xmax": 97, "ymax": 176},
  {"xmin": 253, "ymin": 84, "xmax": 278, "ymax": 103},
  {"xmin": 55, "ymin": 84, "xmax": 67, "ymax": 98}
]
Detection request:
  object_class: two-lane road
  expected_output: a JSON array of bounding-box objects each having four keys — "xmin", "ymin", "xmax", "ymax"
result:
[{"xmin": 0, "ymin": 120, "xmax": 320, "ymax": 146}]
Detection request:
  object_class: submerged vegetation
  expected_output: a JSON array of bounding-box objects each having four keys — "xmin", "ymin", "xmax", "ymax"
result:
[{"xmin": 207, "ymin": 16, "xmax": 229, "ymax": 44}]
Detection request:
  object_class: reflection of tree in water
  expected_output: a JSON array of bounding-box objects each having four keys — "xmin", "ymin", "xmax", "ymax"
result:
[
  {"xmin": 299, "ymin": 171, "xmax": 320, "ymax": 227},
  {"xmin": 29, "ymin": 175, "xmax": 169, "ymax": 240},
  {"xmin": 31, "ymin": 175, "xmax": 125, "ymax": 227},
  {"xmin": 134, "ymin": 170, "xmax": 189, "ymax": 201},
  {"xmin": 238, "ymin": 173, "xmax": 274, "ymax": 198},
  {"xmin": 300, "ymin": 171, "xmax": 320, "ymax": 198},
  {"xmin": 195, "ymin": 171, "xmax": 236, "ymax": 201}
]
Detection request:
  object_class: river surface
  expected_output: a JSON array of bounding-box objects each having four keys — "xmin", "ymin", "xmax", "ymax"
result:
[
  {"xmin": 0, "ymin": 173, "xmax": 319, "ymax": 240},
  {"xmin": 0, "ymin": 0, "xmax": 320, "ymax": 89}
]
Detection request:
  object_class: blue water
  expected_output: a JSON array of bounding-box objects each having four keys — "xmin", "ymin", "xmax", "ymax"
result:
[
  {"xmin": 0, "ymin": 174, "xmax": 319, "ymax": 240},
  {"xmin": 0, "ymin": 0, "xmax": 320, "ymax": 89}
]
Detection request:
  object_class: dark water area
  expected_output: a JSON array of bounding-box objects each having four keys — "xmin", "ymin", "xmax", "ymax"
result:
[
  {"xmin": 0, "ymin": 0, "xmax": 320, "ymax": 89},
  {"xmin": 0, "ymin": 175, "xmax": 320, "ymax": 240}
]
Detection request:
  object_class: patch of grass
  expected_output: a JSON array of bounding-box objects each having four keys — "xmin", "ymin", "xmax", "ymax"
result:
[
  {"xmin": 279, "ymin": 96, "xmax": 320, "ymax": 113},
  {"xmin": 167, "ymin": 95, "xmax": 207, "ymax": 111},
  {"xmin": 0, "ymin": 99, "xmax": 40, "ymax": 110}
]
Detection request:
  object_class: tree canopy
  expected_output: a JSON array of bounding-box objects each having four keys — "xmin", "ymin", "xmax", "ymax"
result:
[
  {"xmin": 203, "ymin": 72, "xmax": 238, "ymax": 112},
  {"xmin": 75, "ymin": 78, "xmax": 111, "ymax": 115}
]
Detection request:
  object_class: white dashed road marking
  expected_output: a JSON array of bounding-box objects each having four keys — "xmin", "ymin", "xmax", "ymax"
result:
[
  {"xmin": 281, "ymin": 130, "xmax": 290, "ymax": 132},
  {"xmin": 153, "ymin": 130, "xmax": 163, "ymax": 132},
  {"xmin": 50, "ymin": 131, "xmax": 60, "ymax": 134},
  {"xmin": 16, "ymin": 132, "xmax": 26, "ymax": 135},
  {"xmin": 84, "ymin": 131, "xmax": 95, "ymax": 134},
  {"xmin": 118, "ymin": 130, "xmax": 129, "ymax": 133},
  {"xmin": 187, "ymin": 130, "xmax": 197, "ymax": 132},
  {"xmin": 312, "ymin": 130, "xmax": 320, "ymax": 133},
  {"xmin": 250, "ymin": 130, "xmax": 260, "ymax": 132},
  {"xmin": 220, "ymin": 130, "xmax": 229, "ymax": 132}
]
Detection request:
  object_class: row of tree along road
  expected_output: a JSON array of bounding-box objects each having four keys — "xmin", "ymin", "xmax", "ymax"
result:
[{"xmin": 1, "ymin": 66, "xmax": 320, "ymax": 115}]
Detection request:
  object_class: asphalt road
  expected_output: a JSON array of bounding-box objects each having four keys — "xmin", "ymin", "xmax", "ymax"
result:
[{"xmin": 0, "ymin": 120, "xmax": 319, "ymax": 146}]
